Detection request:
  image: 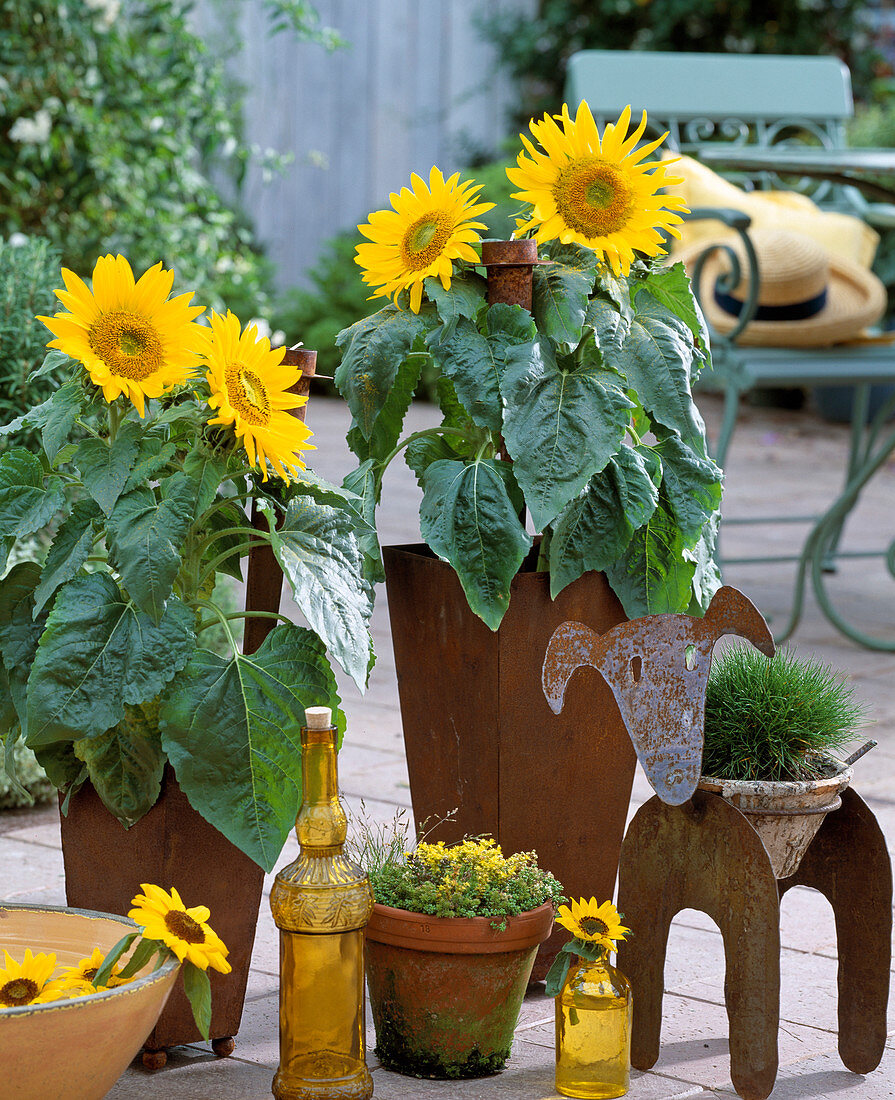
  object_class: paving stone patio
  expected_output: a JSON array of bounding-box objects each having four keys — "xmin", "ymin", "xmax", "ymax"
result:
[{"xmin": 2, "ymin": 391, "xmax": 894, "ymax": 1098}]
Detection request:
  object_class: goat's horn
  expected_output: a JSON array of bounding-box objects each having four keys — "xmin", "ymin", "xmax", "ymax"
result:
[
  {"xmin": 704, "ymin": 585, "xmax": 775, "ymax": 656},
  {"xmin": 542, "ymin": 621, "xmax": 605, "ymax": 714}
]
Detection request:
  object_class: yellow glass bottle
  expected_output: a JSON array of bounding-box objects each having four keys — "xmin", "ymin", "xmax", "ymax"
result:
[
  {"xmin": 269, "ymin": 706, "xmax": 374, "ymax": 1100},
  {"xmin": 555, "ymin": 953, "xmax": 632, "ymax": 1099}
]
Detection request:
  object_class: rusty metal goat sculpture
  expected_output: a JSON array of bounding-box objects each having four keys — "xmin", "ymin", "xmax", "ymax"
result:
[{"xmin": 542, "ymin": 585, "xmax": 775, "ymax": 805}]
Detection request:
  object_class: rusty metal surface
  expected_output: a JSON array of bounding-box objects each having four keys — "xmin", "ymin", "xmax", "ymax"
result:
[
  {"xmin": 781, "ymin": 787, "xmax": 892, "ymax": 1074},
  {"xmin": 617, "ymin": 790, "xmax": 781, "ymax": 1100},
  {"xmin": 383, "ymin": 544, "xmax": 634, "ymax": 979},
  {"xmin": 542, "ymin": 585, "xmax": 775, "ymax": 805},
  {"xmin": 243, "ymin": 348, "xmax": 316, "ymax": 654},
  {"xmin": 481, "ymin": 238, "xmax": 536, "ymax": 311},
  {"xmin": 60, "ymin": 768, "xmax": 265, "ymax": 1049}
]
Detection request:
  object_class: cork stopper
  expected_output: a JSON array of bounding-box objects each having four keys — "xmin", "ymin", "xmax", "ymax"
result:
[{"xmin": 304, "ymin": 706, "xmax": 332, "ymax": 730}]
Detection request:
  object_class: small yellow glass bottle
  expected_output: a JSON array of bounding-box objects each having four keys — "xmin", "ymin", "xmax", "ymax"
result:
[
  {"xmin": 269, "ymin": 706, "xmax": 374, "ymax": 1100},
  {"xmin": 555, "ymin": 953, "xmax": 632, "ymax": 1099}
]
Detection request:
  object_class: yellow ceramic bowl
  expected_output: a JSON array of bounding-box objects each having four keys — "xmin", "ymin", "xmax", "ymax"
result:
[{"xmin": 0, "ymin": 903, "xmax": 180, "ymax": 1100}]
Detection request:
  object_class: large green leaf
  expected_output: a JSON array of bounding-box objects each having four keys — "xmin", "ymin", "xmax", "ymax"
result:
[
  {"xmin": 32, "ymin": 741, "xmax": 86, "ymax": 794},
  {"xmin": 618, "ymin": 292, "xmax": 709, "ymax": 457},
  {"xmin": 686, "ymin": 511, "xmax": 723, "ymax": 612},
  {"xmin": 501, "ymin": 337, "xmax": 633, "ymax": 530},
  {"xmin": 262, "ymin": 498, "xmax": 373, "ymax": 690},
  {"xmin": 335, "ymin": 305, "xmax": 428, "ymax": 440},
  {"xmin": 653, "ymin": 434, "xmax": 723, "ymax": 550},
  {"xmin": 76, "ymin": 420, "xmax": 142, "ymax": 516},
  {"xmin": 341, "ymin": 460, "xmax": 384, "ymax": 583},
  {"xmin": 290, "ymin": 469, "xmax": 363, "ymax": 511},
  {"xmin": 28, "ymin": 350, "xmax": 71, "ymax": 381},
  {"xmin": 106, "ymin": 473, "xmax": 198, "ymax": 622},
  {"xmin": 346, "ymin": 350, "xmax": 423, "ymax": 463},
  {"xmin": 41, "ymin": 378, "xmax": 85, "ymax": 463},
  {"xmin": 549, "ymin": 446, "xmax": 661, "ymax": 598},
  {"xmin": 74, "ymin": 702, "xmax": 165, "ymax": 827},
  {"xmin": 0, "ymin": 562, "xmax": 46, "ymax": 670},
  {"xmin": 404, "ymin": 434, "xmax": 462, "ymax": 483},
  {"xmin": 33, "ymin": 499, "xmax": 101, "ymax": 615},
  {"xmin": 604, "ymin": 490, "xmax": 696, "ymax": 617},
  {"xmin": 633, "ymin": 262, "xmax": 711, "ymax": 371},
  {"xmin": 424, "ymin": 270, "xmax": 488, "ymax": 338},
  {"xmin": 201, "ymin": 500, "xmax": 252, "ymax": 582},
  {"xmin": 585, "ymin": 296, "xmax": 629, "ymax": 360},
  {"xmin": 0, "ymin": 448, "xmax": 65, "ymax": 538},
  {"xmin": 159, "ymin": 625, "xmax": 344, "ymax": 871},
  {"xmin": 532, "ymin": 244, "xmax": 598, "ymax": 346},
  {"xmin": 429, "ymin": 304, "xmax": 536, "ymax": 430},
  {"xmin": 27, "ymin": 573, "xmax": 195, "ymax": 747},
  {"xmin": 124, "ymin": 437, "xmax": 178, "ymax": 495},
  {"xmin": 419, "ymin": 458, "xmax": 531, "ymax": 630}
]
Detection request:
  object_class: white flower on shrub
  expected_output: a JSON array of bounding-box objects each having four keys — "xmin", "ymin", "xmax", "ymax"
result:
[
  {"xmin": 9, "ymin": 109, "xmax": 51, "ymax": 145},
  {"xmin": 84, "ymin": 0, "xmax": 120, "ymax": 28},
  {"xmin": 8, "ymin": 233, "xmax": 28, "ymax": 248}
]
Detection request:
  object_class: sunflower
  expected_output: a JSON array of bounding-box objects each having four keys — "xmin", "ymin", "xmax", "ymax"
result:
[
  {"xmin": 58, "ymin": 947, "xmax": 127, "ymax": 990},
  {"xmin": 201, "ymin": 310, "xmax": 314, "ymax": 482},
  {"xmin": 555, "ymin": 898, "xmax": 630, "ymax": 949},
  {"xmin": 0, "ymin": 949, "xmax": 58, "ymax": 1008},
  {"xmin": 355, "ymin": 166, "xmax": 494, "ymax": 312},
  {"xmin": 507, "ymin": 102, "xmax": 689, "ymax": 276},
  {"xmin": 128, "ymin": 884, "xmax": 231, "ymax": 973},
  {"xmin": 38, "ymin": 253, "xmax": 205, "ymax": 417}
]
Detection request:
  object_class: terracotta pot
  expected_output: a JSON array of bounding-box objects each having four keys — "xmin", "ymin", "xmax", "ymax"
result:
[
  {"xmin": 383, "ymin": 543, "xmax": 633, "ymax": 978},
  {"xmin": 59, "ymin": 767, "xmax": 264, "ymax": 1054},
  {"xmin": 0, "ymin": 903, "xmax": 179, "ymax": 1100},
  {"xmin": 365, "ymin": 901, "xmax": 554, "ymax": 1078},
  {"xmin": 698, "ymin": 763, "xmax": 852, "ymax": 878}
]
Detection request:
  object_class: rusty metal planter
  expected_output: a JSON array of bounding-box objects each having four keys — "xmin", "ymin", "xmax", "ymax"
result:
[
  {"xmin": 365, "ymin": 901, "xmax": 553, "ymax": 1078},
  {"xmin": 383, "ymin": 542, "xmax": 634, "ymax": 977},
  {"xmin": 59, "ymin": 767, "xmax": 264, "ymax": 1053}
]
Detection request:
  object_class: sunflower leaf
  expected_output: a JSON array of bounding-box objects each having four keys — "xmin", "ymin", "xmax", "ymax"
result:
[
  {"xmin": 93, "ymin": 934, "xmax": 138, "ymax": 989},
  {"xmin": 616, "ymin": 291, "xmax": 709, "ymax": 457},
  {"xmin": 341, "ymin": 460, "xmax": 384, "ymax": 583},
  {"xmin": 335, "ymin": 305, "xmax": 429, "ymax": 441},
  {"xmin": 159, "ymin": 624, "xmax": 344, "ymax": 870},
  {"xmin": 632, "ymin": 262, "xmax": 711, "ymax": 371},
  {"xmin": 26, "ymin": 573, "xmax": 195, "ymax": 747},
  {"xmin": 0, "ymin": 448, "xmax": 66, "ymax": 538},
  {"xmin": 106, "ymin": 473, "xmax": 199, "ymax": 622},
  {"xmin": 28, "ymin": 350, "xmax": 72, "ymax": 382},
  {"xmin": 500, "ymin": 336, "xmax": 633, "ymax": 530},
  {"xmin": 419, "ymin": 458, "xmax": 531, "ymax": 631},
  {"xmin": 41, "ymin": 378, "xmax": 85, "ymax": 463},
  {"xmin": 345, "ymin": 346, "xmax": 423, "ymax": 464},
  {"xmin": 424, "ymin": 270, "xmax": 488, "ymax": 338},
  {"xmin": 73, "ymin": 703, "xmax": 165, "ymax": 828},
  {"xmin": 604, "ymin": 490, "xmax": 697, "ymax": 617},
  {"xmin": 549, "ymin": 446, "xmax": 662, "ymax": 598},
  {"xmin": 532, "ymin": 244, "xmax": 598, "ymax": 346},
  {"xmin": 124, "ymin": 437, "xmax": 179, "ymax": 495},
  {"xmin": 116, "ymin": 936, "xmax": 162, "ymax": 981},
  {"xmin": 652, "ymin": 433, "xmax": 723, "ymax": 551},
  {"xmin": 76, "ymin": 420, "xmax": 143, "ymax": 516},
  {"xmin": 261, "ymin": 497, "xmax": 373, "ymax": 689},
  {"xmin": 32, "ymin": 499, "xmax": 101, "ymax": 616},
  {"xmin": 0, "ymin": 562, "xmax": 49, "ymax": 672},
  {"xmin": 182, "ymin": 963, "xmax": 212, "ymax": 1040}
]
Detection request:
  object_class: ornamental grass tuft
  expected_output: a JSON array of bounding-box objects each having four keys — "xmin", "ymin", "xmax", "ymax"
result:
[{"xmin": 702, "ymin": 644, "xmax": 865, "ymax": 783}]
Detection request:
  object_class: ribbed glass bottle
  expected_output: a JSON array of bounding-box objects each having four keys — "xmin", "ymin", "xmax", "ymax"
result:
[
  {"xmin": 555, "ymin": 954, "xmax": 632, "ymax": 1099},
  {"xmin": 269, "ymin": 706, "xmax": 374, "ymax": 1100}
]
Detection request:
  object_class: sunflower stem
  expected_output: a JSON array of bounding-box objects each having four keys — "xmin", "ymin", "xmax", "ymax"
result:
[
  {"xmin": 626, "ymin": 423, "xmax": 643, "ymax": 447},
  {"xmin": 196, "ymin": 610, "xmax": 292, "ymax": 635},
  {"xmin": 108, "ymin": 402, "xmax": 122, "ymax": 443},
  {"xmin": 195, "ymin": 598, "xmax": 240, "ymax": 656},
  {"xmin": 197, "ymin": 538, "xmax": 267, "ymax": 590},
  {"xmin": 379, "ymin": 426, "xmax": 472, "ymax": 472}
]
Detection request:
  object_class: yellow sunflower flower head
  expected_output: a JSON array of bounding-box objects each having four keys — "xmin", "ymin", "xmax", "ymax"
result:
[
  {"xmin": 507, "ymin": 102, "xmax": 689, "ymax": 276},
  {"xmin": 58, "ymin": 946, "xmax": 127, "ymax": 991},
  {"xmin": 201, "ymin": 310, "xmax": 315, "ymax": 482},
  {"xmin": 128, "ymin": 883, "xmax": 232, "ymax": 974},
  {"xmin": 355, "ymin": 166, "xmax": 495, "ymax": 313},
  {"xmin": 0, "ymin": 948, "xmax": 58, "ymax": 1008},
  {"xmin": 37, "ymin": 254, "xmax": 206, "ymax": 417},
  {"xmin": 555, "ymin": 897, "xmax": 631, "ymax": 951}
]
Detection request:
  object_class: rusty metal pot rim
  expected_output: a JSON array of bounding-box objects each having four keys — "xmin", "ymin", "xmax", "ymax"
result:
[
  {"xmin": 365, "ymin": 901, "xmax": 555, "ymax": 954},
  {"xmin": 0, "ymin": 903, "xmax": 180, "ymax": 1018}
]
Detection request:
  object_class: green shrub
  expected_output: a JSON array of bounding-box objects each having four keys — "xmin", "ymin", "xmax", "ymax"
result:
[
  {"xmin": 478, "ymin": 0, "xmax": 879, "ymax": 125},
  {"xmin": 0, "ymin": 235, "xmax": 65, "ymax": 443},
  {"xmin": 702, "ymin": 645, "xmax": 865, "ymax": 782}
]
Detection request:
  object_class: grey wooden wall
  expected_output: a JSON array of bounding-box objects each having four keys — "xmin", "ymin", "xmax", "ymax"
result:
[{"xmin": 197, "ymin": 0, "xmax": 533, "ymax": 290}]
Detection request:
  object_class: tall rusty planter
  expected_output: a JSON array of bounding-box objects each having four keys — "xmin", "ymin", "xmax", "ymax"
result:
[
  {"xmin": 60, "ymin": 768, "xmax": 264, "ymax": 1054},
  {"xmin": 383, "ymin": 543, "xmax": 635, "ymax": 976}
]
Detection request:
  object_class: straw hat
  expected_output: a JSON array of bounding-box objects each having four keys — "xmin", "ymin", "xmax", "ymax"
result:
[{"xmin": 677, "ymin": 228, "xmax": 886, "ymax": 347}]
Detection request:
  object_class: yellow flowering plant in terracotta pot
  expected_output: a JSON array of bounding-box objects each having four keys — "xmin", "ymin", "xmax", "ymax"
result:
[
  {"xmin": 0, "ymin": 256, "xmax": 373, "ymax": 872},
  {"xmin": 337, "ymin": 103, "xmax": 721, "ymax": 627}
]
